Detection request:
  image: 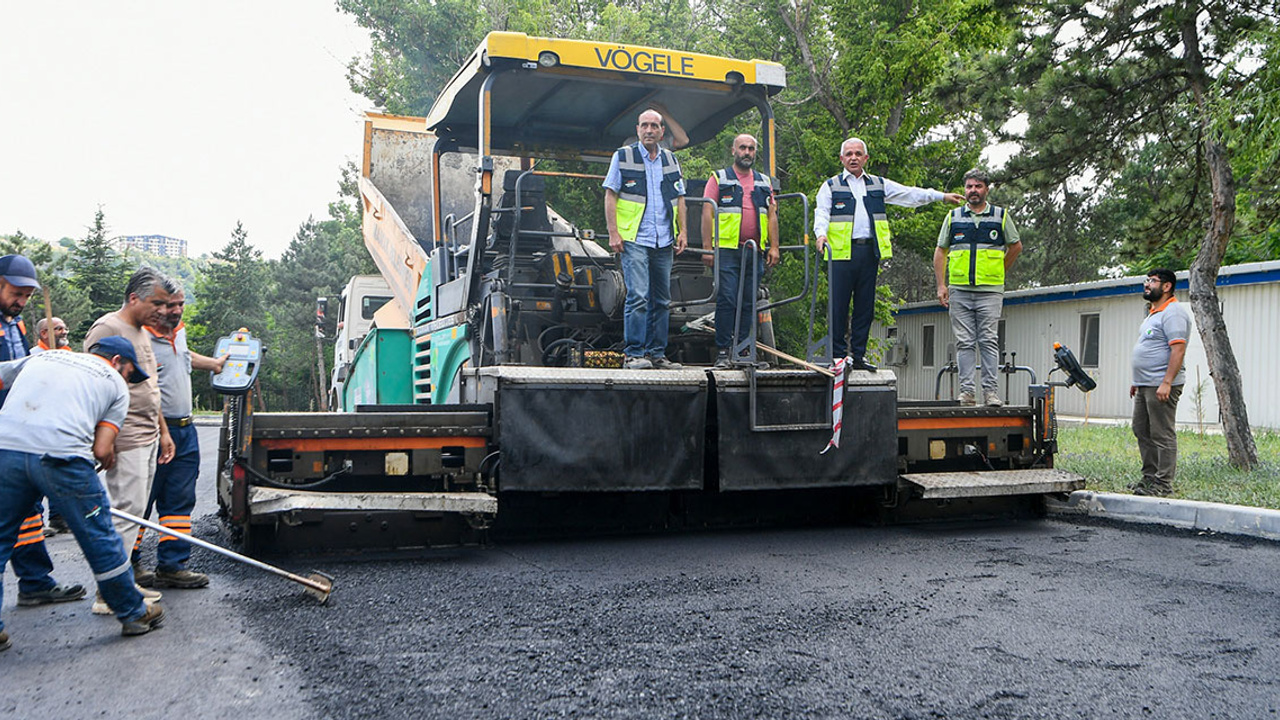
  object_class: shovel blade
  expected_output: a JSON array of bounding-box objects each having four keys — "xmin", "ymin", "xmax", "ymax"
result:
[{"xmin": 304, "ymin": 571, "xmax": 335, "ymax": 604}]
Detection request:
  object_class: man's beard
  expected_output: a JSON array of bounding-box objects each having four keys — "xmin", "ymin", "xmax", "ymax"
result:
[{"xmin": 1142, "ymin": 287, "xmax": 1163, "ymax": 302}]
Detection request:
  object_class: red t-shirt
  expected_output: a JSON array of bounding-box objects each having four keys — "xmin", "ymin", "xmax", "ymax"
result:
[{"xmin": 703, "ymin": 167, "xmax": 761, "ymax": 241}]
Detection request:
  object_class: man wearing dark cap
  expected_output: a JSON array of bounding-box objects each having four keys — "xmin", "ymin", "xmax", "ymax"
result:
[
  {"xmin": 0, "ymin": 254, "xmax": 87, "ymax": 609},
  {"xmin": 0, "ymin": 337, "xmax": 166, "ymax": 651}
]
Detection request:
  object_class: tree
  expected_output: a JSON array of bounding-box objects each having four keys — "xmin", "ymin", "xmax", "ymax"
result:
[
  {"xmin": 192, "ymin": 222, "xmax": 272, "ymax": 409},
  {"xmin": 986, "ymin": 0, "xmax": 1270, "ymax": 468},
  {"xmin": 69, "ymin": 208, "xmax": 130, "ymax": 342}
]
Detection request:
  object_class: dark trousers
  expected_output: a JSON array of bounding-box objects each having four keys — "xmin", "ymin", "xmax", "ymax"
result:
[
  {"xmin": 138, "ymin": 422, "xmax": 200, "ymax": 571},
  {"xmin": 715, "ymin": 247, "xmax": 763, "ymax": 351},
  {"xmin": 829, "ymin": 244, "xmax": 879, "ymax": 359},
  {"xmin": 8, "ymin": 500, "xmax": 56, "ymax": 595},
  {"xmin": 1133, "ymin": 385, "xmax": 1182, "ymax": 491}
]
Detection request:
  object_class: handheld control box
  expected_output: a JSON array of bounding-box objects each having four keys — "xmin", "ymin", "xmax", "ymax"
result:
[{"xmin": 211, "ymin": 329, "xmax": 263, "ymax": 395}]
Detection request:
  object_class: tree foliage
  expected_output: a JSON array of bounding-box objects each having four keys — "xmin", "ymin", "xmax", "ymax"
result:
[{"xmin": 69, "ymin": 208, "xmax": 131, "ymax": 342}]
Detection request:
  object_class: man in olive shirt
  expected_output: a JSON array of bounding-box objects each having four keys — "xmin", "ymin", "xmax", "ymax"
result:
[{"xmin": 84, "ymin": 268, "xmax": 175, "ymax": 604}]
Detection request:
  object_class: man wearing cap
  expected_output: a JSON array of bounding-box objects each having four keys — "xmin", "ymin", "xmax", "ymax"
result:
[
  {"xmin": 0, "ymin": 254, "xmax": 87, "ymax": 608},
  {"xmin": 134, "ymin": 280, "xmax": 225, "ymax": 589},
  {"xmin": 84, "ymin": 267, "xmax": 174, "ymax": 611},
  {"xmin": 32, "ymin": 316, "xmax": 70, "ymax": 354},
  {"xmin": 0, "ymin": 337, "xmax": 166, "ymax": 651}
]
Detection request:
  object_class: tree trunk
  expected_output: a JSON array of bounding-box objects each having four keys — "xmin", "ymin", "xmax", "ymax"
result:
[
  {"xmin": 1188, "ymin": 140, "xmax": 1257, "ymax": 469},
  {"xmin": 1180, "ymin": 9, "xmax": 1257, "ymax": 469}
]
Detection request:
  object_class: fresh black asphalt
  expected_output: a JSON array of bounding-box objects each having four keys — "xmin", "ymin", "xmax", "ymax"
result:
[{"xmin": 4, "ymin": 425, "xmax": 1279, "ymax": 719}]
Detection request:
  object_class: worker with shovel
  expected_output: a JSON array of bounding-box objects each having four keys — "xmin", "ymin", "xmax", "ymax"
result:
[{"xmin": 0, "ymin": 337, "xmax": 166, "ymax": 652}]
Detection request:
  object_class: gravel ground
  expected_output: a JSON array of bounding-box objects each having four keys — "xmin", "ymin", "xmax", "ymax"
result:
[
  {"xmin": 8, "ymin": 426, "xmax": 1279, "ymax": 719},
  {"xmin": 221, "ymin": 517, "xmax": 1280, "ymax": 720}
]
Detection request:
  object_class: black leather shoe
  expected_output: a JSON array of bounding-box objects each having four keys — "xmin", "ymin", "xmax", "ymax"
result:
[{"xmin": 849, "ymin": 357, "xmax": 877, "ymax": 372}]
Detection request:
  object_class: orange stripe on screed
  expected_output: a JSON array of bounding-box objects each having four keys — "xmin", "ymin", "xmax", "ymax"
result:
[
  {"xmin": 898, "ymin": 416, "xmax": 1032, "ymax": 431},
  {"xmin": 255, "ymin": 437, "xmax": 487, "ymax": 452}
]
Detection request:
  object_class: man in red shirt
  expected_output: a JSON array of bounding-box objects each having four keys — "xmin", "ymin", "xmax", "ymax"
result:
[{"xmin": 701, "ymin": 134, "xmax": 780, "ymax": 368}]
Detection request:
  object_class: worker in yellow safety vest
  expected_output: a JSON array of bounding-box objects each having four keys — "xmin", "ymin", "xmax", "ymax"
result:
[
  {"xmin": 814, "ymin": 139, "xmax": 962, "ymax": 370},
  {"xmin": 933, "ymin": 169, "xmax": 1023, "ymax": 407},
  {"xmin": 701, "ymin": 134, "xmax": 780, "ymax": 368},
  {"xmin": 603, "ymin": 109, "xmax": 688, "ymax": 370}
]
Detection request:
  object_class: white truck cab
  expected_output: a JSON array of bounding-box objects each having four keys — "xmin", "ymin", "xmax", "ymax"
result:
[{"xmin": 330, "ymin": 275, "xmax": 393, "ymax": 405}]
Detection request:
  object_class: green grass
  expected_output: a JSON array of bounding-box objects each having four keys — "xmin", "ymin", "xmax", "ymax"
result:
[{"xmin": 1055, "ymin": 424, "xmax": 1280, "ymax": 509}]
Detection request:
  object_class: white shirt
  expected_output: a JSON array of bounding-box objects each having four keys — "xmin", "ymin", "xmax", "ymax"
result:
[
  {"xmin": 813, "ymin": 170, "xmax": 944, "ymax": 239},
  {"xmin": 0, "ymin": 352, "xmax": 130, "ymax": 461}
]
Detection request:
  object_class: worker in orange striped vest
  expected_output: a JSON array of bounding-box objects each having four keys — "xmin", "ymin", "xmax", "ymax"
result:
[
  {"xmin": 32, "ymin": 316, "xmax": 70, "ymax": 354},
  {"xmin": 0, "ymin": 254, "xmax": 86, "ymax": 608},
  {"xmin": 133, "ymin": 279, "xmax": 226, "ymax": 589}
]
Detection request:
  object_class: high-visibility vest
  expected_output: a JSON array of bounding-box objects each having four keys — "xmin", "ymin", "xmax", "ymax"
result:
[
  {"xmin": 823, "ymin": 174, "xmax": 892, "ymax": 260},
  {"xmin": 613, "ymin": 144, "xmax": 682, "ymax": 242},
  {"xmin": 946, "ymin": 205, "xmax": 1008, "ymax": 286},
  {"xmin": 712, "ymin": 167, "xmax": 773, "ymax": 250}
]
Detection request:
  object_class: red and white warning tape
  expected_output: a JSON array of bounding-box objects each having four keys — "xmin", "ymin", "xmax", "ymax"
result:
[{"xmin": 821, "ymin": 357, "xmax": 846, "ymax": 454}]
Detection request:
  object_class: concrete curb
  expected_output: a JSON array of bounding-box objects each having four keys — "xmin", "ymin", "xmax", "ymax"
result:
[
  {"xmin": 194, "ymin": 415, "xmax": 222, "ymax": 427},
  {"xmin": 1047, "ymin": 490, "xmax": 1280, "ymax": 542}
]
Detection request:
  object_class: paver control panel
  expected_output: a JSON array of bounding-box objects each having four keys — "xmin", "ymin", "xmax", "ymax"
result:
[{"xmin": 211, "ymin": 328, "xmax": 263, "ymax": 395}]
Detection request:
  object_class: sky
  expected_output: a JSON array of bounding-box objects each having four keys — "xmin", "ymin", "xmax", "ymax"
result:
[{"xmin": 1, "ymin": 1, "xmax": 373, "ymax": 259}]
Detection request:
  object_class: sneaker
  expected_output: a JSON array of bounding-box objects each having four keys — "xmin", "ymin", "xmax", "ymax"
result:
[
  {"xmin": 92, "ymin": 586, "xmax": 162, "ymax": 616},
  {"xmin": 623, "ymin": 356, "xmax": 653, "ymax": 370},
  {"xmin": 649, "ymin": 355, "xmax": 683, "ymax": 370},
  {"xmin": 133, "ymin": 563, "xmax": 156, "ymax": 588},
  {"xmin": 984, "ymin": 391, "xmax": 1003, "ymax": 407},
  {"xmin": 17, "ymin": 583, "xmax": 86, "ymax": 607},
  {"xmin": 957, "ymin": 391, "xmax": 976, "ymax": 406},
  {"xmin": 154, "ymin": 568, "xmax": 210, "ymax": 589},
  {"xmin": 713, "ymin": 350, "xmax": 732, "ymax": 369},
  {"xmin": 120, "ymin": 603, "xmax": 165, "ymax": 637},
  {"xmin": 0, "ymin": 630, "xmax": 10, "ymax": 652}
]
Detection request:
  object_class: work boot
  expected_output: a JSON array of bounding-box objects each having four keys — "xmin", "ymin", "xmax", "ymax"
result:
[
  {"xmin": 153, "ymin": 568, "xmax": 210, "ymax": 589},
  {"xmin": 17, "ymin": 583, "xmax": 86, "ymax": 607},
  {"xmin": 133, "ymin": 563, "xmax": 156, "ymax": 588},
  {"xmin": 713, "ymin": 350, "xmax": 732, "ymax": 369},
  {"xmin": 92, "ymin": 586, "xmax": 162, "ymax": 616},
  {"xmin": 49, "ymin": 513, "xmax": 70, "ymax": 535},
  {"xmin": 120, "ymin": 603, "xmax": 165, "ymax": 637},
  {"xmin": 957, "ymin": 391, "xmax": 976, "ymax": 406},
  {"xmin": 1132, "ymin": 484, "xmax": 1172, "ymax": 498},
  {"xmin": 0, "ymin": 630, "xmax": 10, "ymax": 652},
  {"xmin": 623, "ymin": 356, "xmax": 653, "ymax": 370},
  {"xmin": 649, "ymin": 355, "xmax": 683, "ymax": 370},
  {"xmin": 984, "ymin": 390, "xmax": 1003, "ymax": 407}
]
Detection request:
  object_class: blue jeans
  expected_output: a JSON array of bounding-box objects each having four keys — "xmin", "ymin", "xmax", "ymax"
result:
[
  {"xmin": 9, "ymin": 500, "xmax": 57, "ymax": 594},
  {"xmin": 620, "ymin": 242, "xmax": 673, "ymax": 359},
  {"xmin": 829, "ymin": 244, "xmax": 880, "ymax": 359},
  {"xmin": 948, "ymin": 288, "xmax": 1003, "ymax": 394},
  {"xmin": 144, "ymin": 422, "xmax": 200, "ymax": 571},
  {"xmin": 0, "ymin": 450, "xmax": 146, "ymax": 631},
  {"xmin": 716, "ymin": 247, "xmax": 763, "ymax": 352}
]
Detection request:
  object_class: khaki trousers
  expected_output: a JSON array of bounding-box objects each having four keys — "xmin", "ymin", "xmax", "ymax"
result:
[
  {"xmin": 101, "ymin": 440, "xmax": 159, "ymax": 551},
  {"xmin": 1132, "ymin": 385, "xmax": 1182, "ymax": 491}
]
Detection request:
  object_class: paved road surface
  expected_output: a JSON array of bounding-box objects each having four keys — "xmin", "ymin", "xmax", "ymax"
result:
[{"xmin": 4, "ymin": 426, "xmax": 1279, "ymax": 719}]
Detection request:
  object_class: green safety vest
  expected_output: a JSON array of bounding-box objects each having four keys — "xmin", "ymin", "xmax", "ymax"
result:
[
  {"xmin": 613, "ymin": 144, "xmax": 682, "ymax": 242},
  {"xmin": 712, "ymin": 167, "xmax": 773, "ymax": 250},
  {"xmin": 946, "ymin": 205, "xmax": 1008, "ymax": 286},
  {"xmin": 823, "ymin": 174, "xmax": 892, "ymax": 261}
]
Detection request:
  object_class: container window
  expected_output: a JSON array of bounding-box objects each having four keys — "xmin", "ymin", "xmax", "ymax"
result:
[
  {"xmin": 923, "ymin": 324, "xmax": 936, "ymax": 368},
  {"xmin": 1079, "ymin": 313, "xmax": 1100, "ymax": 368}
]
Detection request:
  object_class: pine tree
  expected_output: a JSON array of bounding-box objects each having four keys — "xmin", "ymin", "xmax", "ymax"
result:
[{"xmin": 69, "ymin": 208, "xmax": 130, "ymax": 341}]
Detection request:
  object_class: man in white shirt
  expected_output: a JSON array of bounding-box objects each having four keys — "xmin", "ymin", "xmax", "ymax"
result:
[
  {"xmin": 814, "ymin": 138, "xmax": 962, "ymax": 369},
  {"xmin": 0, "ymin": 336, "xmax": 167, "ymax": 651}
]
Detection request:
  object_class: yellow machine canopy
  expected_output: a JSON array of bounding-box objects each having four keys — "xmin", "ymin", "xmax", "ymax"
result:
[{"xmin": 424, "ymin": 33, "xmax": 787, "ymax": 158}]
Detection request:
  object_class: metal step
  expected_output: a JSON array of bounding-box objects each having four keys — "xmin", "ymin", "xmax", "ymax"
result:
[
  {"xmin": 901, "ymin": 468, "xmax": 1084, "ymax": 499},
  {"xmin": 248, "ymin": 486, "xmax": 497, "ymax": 516}
]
